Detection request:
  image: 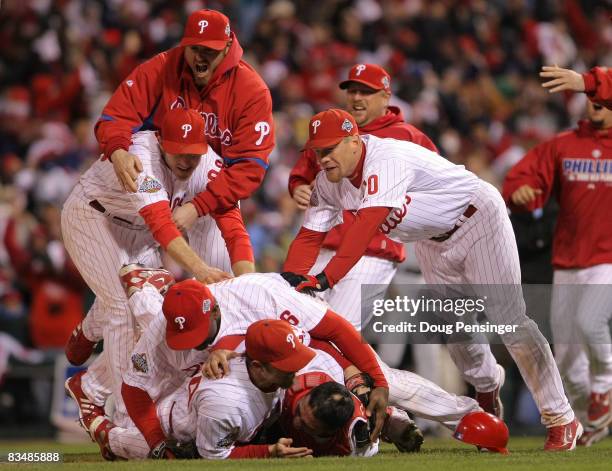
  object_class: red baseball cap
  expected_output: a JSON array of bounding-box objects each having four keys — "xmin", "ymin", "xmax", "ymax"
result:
[
  {"xmin": 303, "ymin": 108, "xmax": 358, "ymax": 150},
  {"xmin": 180, "ymin": 9, "xmax": 231, "ymax": 50},
  {"xmin": 246, "ymin": 320, "xmax": 316, "ymax": 373},
  {"xmin": 339, "ymin": 64, "xmax": 391, "ymax": 92},
  {"xmin": 160, "ymin": 108, "xmax": 208, "ymax": 155},
  {"xmin": 162, "ymin": 279, "xmax": 216, "ymax": 350}
]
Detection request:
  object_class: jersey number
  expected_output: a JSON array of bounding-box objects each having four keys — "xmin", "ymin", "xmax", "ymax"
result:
[
  {"xmin": 367, "ymin": 175, "xmax": 379, "ymax": 195},
  {"xmin": 207, "ymin": 158, "xmax": 224, "ymax": 182},
  {"xmin": 280, "ymin": 310, "xmax": 300, "ymax": 326}
]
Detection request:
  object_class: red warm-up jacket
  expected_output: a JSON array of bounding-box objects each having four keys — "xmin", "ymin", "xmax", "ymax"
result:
[
  {"xmin": 94, "ymin": 35, "xmax": 274, "ymax": 216},
  {"xmin": 502, "ymin": 120, "xmax": 612, "ymax": 269},
  {"xmin": 288, "ymin": 106, "xmax": 436, "ymax": 264},
  {"xmin": 583, "ymin": 67, "xmax": 612, "ymax": 110}
]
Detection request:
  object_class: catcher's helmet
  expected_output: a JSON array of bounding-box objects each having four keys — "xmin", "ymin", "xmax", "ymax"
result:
[{"xmin": 453, "ymin": 411, "xmax": 509, "ymax": 454}]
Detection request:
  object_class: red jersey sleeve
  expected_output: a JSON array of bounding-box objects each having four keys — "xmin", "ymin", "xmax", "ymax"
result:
[
  {"xmin": 191, "ymin": 88, "xmax": 274, "ymax": 215},
  {"xmin": 94, "ymin": 53, "xmax": 166, "ymax": 159},
  {"xmin": 121, "ymin": 382, "xmax": 165, "ymax": 449},
  {"xmin": 322, "ymin": 207, "xmax": 391, "ymax": 287},
  {"xmin": 139, "ymin": 200, "xmax": 182, "ymax": 248},
  {"xmin": 211, "ymin": 207, "xmax": 254, "ymax": 264},
  {"xmin": 283, "ymin": 227, "xmax": 327, "ymax": 274},
  {"xmin": 583, "ymin": 67, "xmax": 612, "ymax": 110},
  {"xmin": 288, "ymin": 150, "xmax": 320, "ymax": 196},
  {"xmin": 502, "ymin": 140, "xmax": 557, "ymax": 212}
]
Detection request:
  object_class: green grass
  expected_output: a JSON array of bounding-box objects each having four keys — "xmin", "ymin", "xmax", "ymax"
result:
[{"xmin": 1, "ymin": 437, "xmax": 612, "ymax": 470}]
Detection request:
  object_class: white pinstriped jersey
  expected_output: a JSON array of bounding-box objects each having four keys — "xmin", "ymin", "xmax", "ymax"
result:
[
  {"xmin": 304, "ymin": 134, "xmax": 480, "ymax": 242},
  {"xmin": 209, "ymin": 273, "xmax": 329, "ymax": 343},
  {"xmin": 77, "ymin": 131, "xmax": 224, "ymax": 221},
  {"xmin": 123, "ymin": 274, "xmax": 329, "ymax": 402},
  {"xmin": 156, "ymin": 350, "xmax": 340, "ymax": 459}
]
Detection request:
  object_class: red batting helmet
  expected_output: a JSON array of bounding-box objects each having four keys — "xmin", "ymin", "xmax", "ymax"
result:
[{"xmin": 453, "ymin": 411, "xmax": 509, "ymax": 454}]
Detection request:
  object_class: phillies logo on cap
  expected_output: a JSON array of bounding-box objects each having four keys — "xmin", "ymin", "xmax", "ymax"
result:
[
  {"xmin": 312, "ymin": 119, "xmax": 321, "ymax": 134},
  {"xmin": 198, "ymin": 20, "xmax": 209, "ymax": 33},
  {"xmin": 355, "ymin": 64, "xmax": 366, "ymax": 76},
  {"xmin": 181, "ymin": 124, "xmax": 192, "ymax": 138},
  {"xmin": 175, "ymin": 316, "xmax": 186, "ymax": 330},
  {"xmin": 286, "ymin": 333, "xmax": 296, "ymax": 349},
  {"xmin": 341, "ymin": 119, "xmax": 354, "ymax": 133}
]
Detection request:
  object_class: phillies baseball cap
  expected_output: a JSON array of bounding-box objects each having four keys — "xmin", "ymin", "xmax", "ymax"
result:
[
  {"xmin": 304, "ymin": 108, "xmax": 359, "ymax": 150},
  {"xmin": 180, "ymin": 9, "xmax": 231, "ymax": 50},
  {"xmin": 160, "ymin": 108, "xmax": 208, "ymax": 155},
  {"xmin": 339, "ymin": 64, "xmax": 391, "ymax": 92},
  {"xmin": 162, "ymin": 279, "xmax": 216, "ymax": 350},
  {"xmin": 245, "ymin": 320, "xmax": 316, "ymax": 373}
]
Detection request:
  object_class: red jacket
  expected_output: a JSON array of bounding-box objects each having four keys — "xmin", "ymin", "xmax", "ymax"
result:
[
  {"xmin": 583, "ymin": 67, "xmax": 612, "ymax": 110},
  {"xmin": 95, "ymin": 35, "xmax": 274, "ymax": 215},
  {"xmin": 502, "ymin": 120, "xmax": 612, "ymax": 269},
  {"xmin": 288, "ymin": 107, "xmax": 437, "ymax": 263}
]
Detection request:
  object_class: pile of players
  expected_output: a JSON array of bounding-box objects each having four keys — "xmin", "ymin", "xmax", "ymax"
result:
[{"xmin": 61, "ymin": 8, "xmax": 612, "ymax": 460}]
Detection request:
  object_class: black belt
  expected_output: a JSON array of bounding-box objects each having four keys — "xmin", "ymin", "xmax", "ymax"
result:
[
  {"xmin": 89, "ymin": 200, "xmax": 137, "ymax": 226},
  {"xmin": 430, "ymin": 204, "xmax": 477, "ymax": 242}
]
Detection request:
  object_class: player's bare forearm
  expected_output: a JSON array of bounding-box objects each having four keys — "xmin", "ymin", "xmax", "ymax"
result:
[
  {"xmin": 232, "ymin": 260, "xmax": 255, "ymax": 276},
  {"xmin": 165, "ymin": 237, "xmax": 231, "ymax": 283}
]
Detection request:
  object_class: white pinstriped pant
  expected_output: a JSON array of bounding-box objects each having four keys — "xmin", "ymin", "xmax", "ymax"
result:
[
  {"xmin": 551, "ymin": 264, "xmax": 612, "ymax": 416},
  {"xmin": 309, "ymin": 249, "xmax": 398, "ymax": 330},
  {"xmin": 61, "ymin": 185, "xmax": 231, "ymax": 426},
  {"xmin": 415, "ymin": 180, "xmax": 573, "ymax": 427}
]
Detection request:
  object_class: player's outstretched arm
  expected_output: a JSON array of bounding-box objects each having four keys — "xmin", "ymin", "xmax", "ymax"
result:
[
  {"xmin": 211, "ymin": 206, "xmax": 255, "ymax": 275},
  {"xmin": 540, "ymin": 65, "xmax": 585, "ymax": 93}
]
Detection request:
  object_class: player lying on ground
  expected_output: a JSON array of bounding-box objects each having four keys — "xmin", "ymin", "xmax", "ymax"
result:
[
  {"xmin": 88, "ymin": 320, "xmax": 321, "ymax": 460},
  {"xmin": 62, "ymin": 107, "xmax": 253, "ymax": 431},
  {"xmin": 66, "ymin": 270, "xmax": 390, "ymax": 448},
  {"xmin": 282, "ymin": 109, "xmax": 581, "ymax": 451}
]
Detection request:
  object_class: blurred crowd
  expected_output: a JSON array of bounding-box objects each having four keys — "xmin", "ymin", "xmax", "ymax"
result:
[{"xmin": 0, "ymin": 0, "xmax": 610, "ymax": 354}]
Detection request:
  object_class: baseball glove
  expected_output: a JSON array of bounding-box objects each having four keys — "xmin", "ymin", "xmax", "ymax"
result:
[{"xmin": 148, "ymin": 440, "xmax": 199, "ymax": 460}]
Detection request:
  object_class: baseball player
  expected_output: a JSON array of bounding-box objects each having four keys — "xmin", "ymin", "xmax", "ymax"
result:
[
  {"xmin": 503, "ymin": 100, "xmax": 612, "ymax": 446},
  {"xmin": 95, "ymin": 9, "xmax": 274, "ymax": 234},
  {"xmin": 89, "ymin": 319, "xmax": 320, "ymax": 460},
  {"xmin": 282, "ymin": 108, "xmax": 581, "ymax": 451},
  {"xmin": 63, "ymin": 108, "xmax": 253, "ymax": 430},
  {"xmin": 289, "ymin": 63, "xmax": 437, "ymax": 330},
  {"xmin": 112, "ymin": 274, "xmax": 389, "ymax": 450},
  {"xmin": 541, "ymin": 65, "xmax": 612, "ymax": 109},
  {"xmin": 288, "ymin": 63, "xmax": 499, "ymax": 417}
]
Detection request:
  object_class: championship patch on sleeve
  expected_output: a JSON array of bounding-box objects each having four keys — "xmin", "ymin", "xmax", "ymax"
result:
[
  {"xmin": 131, "ymin": 353, "xmax": 148, "ymax": 373},
  {"xmin": 216, "ymin": 427, "xmax": 240, "ymax": 448},
  {"xmin": 138, "ymin": 176, "xmax": 163, "ymax": 193}
]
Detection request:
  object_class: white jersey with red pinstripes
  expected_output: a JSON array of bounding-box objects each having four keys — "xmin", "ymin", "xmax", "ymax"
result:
[
  {"xmin": 77, "ymin": 131, "xmax": 224, "ymax": 220},
  {"xmin": 304, "ymin": 135, "xmax": 480, "ymax": 242},
  {"xmin": 122, "ymin": 274, "xmax": 329, "ymax": 403},
  {"xmin": 156, "ymin": 350, "xmax": 339, "ymax": 459}
]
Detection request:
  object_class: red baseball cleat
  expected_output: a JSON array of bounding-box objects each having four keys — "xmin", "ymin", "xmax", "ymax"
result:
[
  {"xmin": 89, "ymin": 416, "xmax": 118, "ymax": 461},
  {"xmin": 65, "ymin": 370, "xmax": 105, "ymax": 434},
  {"xmin": 544, "ymin": 418, "xmax": 583, "ymax": 451},
  {"xmin": 119, "ymin": 264, "xmax": 175, "ymax": 298},
  {"xmin": 475, "ymin": 365, "xmax": 505, "ymax": 419},
  {"xmin": 587, "ymin": 390, "xmax": 612, "ymax": 429},
  {"xmin": 65, "ymin": 322, "xmax": 97, "ymax": 366},
  {"xmin": 577, "ymin": 426, "xmax": 609, "ymax": 447},
  {"xmin": 382, "ymin": 406, "xmax": 424, "ymax": 452}
]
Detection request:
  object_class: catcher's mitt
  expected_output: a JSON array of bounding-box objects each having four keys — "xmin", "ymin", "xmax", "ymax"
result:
[{"xmin": 148, "ymin": 440, "xmax": 199, "ymax": 460}]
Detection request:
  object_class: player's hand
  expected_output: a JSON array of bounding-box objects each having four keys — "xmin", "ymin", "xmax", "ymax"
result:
[
  {"xmin": 366, "ymin": 387, "xmax": 389, "ymax": 441},
  {"xmin": 268, "ymin": 438, "xmax": 313, "ymax": 458},
  {"xmin": 111, "ymin": 149, "xmax": 143, "ymax": 193},
  {"xmin": 540, "ymin": 65, "xmax": 586, "ymax": 93},
  {"xmin": 293, "ymin": 184, "xmax": 313, "ymax": 210},
  {"xmin": 510, "ymin": 185, "xmax": 543, "ymax": 206},
  {"xmin": 173, "ymin": 202, "xmax": 199, "ymax": 232},
  {"xmin": 194, "ymin": 265, "xmax": 232, "ymax": 284},
  {"xmin": 201, "ymin": 350, "xmax": 239, "ymax": 379},
  {"xmin": 280, "ymin": 272, "xmax": 308, "ymax": 287},
  {"xmin": 295, "ymin": 273, "xmax": 330, "ymax": 296}
]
